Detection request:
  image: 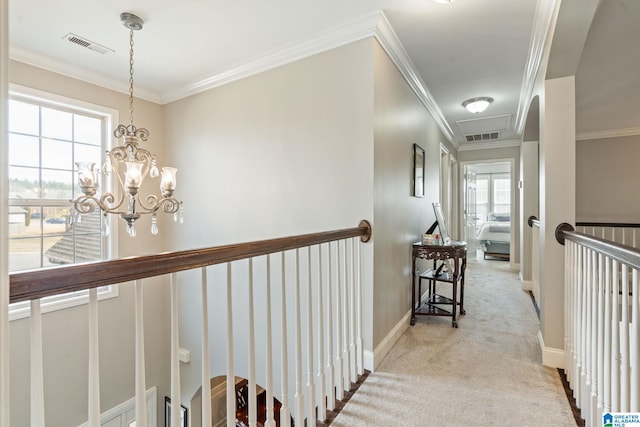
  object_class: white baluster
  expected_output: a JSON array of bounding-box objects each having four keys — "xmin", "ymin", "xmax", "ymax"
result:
[
  {"xmin": 88, "ymin": 288, "xmax": 100, "ymax": 427},
  {"xmin": 356, "ymin": 238, "xmax": 364, "ymax": 376},
  {"xmin": 326, "ymin": 242, "xmax": 336, "ymax": 409},
  {"xmin": 349, "ymin": 239, "xmax": 356, "ymax": 384},
  {"xmin": 595, "ymin": 253, "xmax": 604, "ymax": 422},
  {"xmin": 201, "ymin": 268, "xmax": 212, "ymax": 427},
  {"xmin": 612, "ymin": 260, "xmax": 621, "ymax": 411},
  {"xmin": 280, "ymin": 254, "xmax": 291, "ymax": 427},
  {"xmin": 264, "ymin": 256, "xmax": 276, "ymax": 427},
  {"xmin": 583, "ymin": 248, "xmax": 592, "ymax": 420},
  {"xmin": 134, "ymin": 280, "xmax": 148, "ymax": 427},
  {"xmin": 631, "ymin": 268, "xmax": 639, "ymax": 412},
  {"xmin": 604, "ymin": 256, "xmax": 612, "ymax": 413},
  {"xmin": 564, "ymin": 242, "xmax": 572, "ymax": 387},
  {"xmin": 316, "ymin": 245, "xmax": 327, "ymax": 422},
  {"xmin": 248, "ymin": 259, "xmax": 257, "ymax": 427},
  {"xmin": 30, "ymin": 299, "xmax": 45, "ymax": 427},
  {"xmin": 226, "ymin": 264, "xmax": 236, "ymax": 427},
  {"xmin": 170, "ymin": 273, "xmax": 181, "ymax": 427},
  {"xmin": 577, "ymin": 247, "xmax": 585, "ymax": 407},
  {"xmin": 341, "ymin": 240, "xmax": 350, "ymax": 392},
  {"xmin": 621, "ymin": 264, "xmax": 630, "ymax": 412},
  {"xmin": 590, "ymin": 251, "xmax": 598, "ymax": 424},
  {"xmin": 335, "ymin": 241, "xmax": 344, "ymax": 401},
  {"xmin": 294, "ymin": 249, "xmax": 304, "ymax": 426},
  {"xmin": 306, "ymin": 247, "xmax": 316, "ymax": 427}
]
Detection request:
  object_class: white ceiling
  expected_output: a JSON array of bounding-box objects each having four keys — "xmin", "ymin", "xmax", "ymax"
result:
[{"xmin": 8, "ymin": 0, "xmax": 634, "ymax": 147}]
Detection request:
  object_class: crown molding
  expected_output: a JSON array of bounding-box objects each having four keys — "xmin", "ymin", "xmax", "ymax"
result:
[
  {"xmin": 457, "ymin": 139, "xmax": 521, "ymax": 152},
  {"xmin": 9, "ymin": 46, "xmax": 162, "ymax": 104},
  {"xmin": 576, "ymin": 127, "xmax": 640, "ymax": 141},
  {"xmin": 514, "ymin": 0, "xmax": 560, "ymax": 135},
  {"xmin": 161, "ymin": 12, "xmax": 381, "ymax": 104},
  {"xmin": 373, "ymin": 12, "xmax": 454, "ymax": 145}
]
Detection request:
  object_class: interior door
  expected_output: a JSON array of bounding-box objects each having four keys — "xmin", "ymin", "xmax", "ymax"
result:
[{"xmin": 465, "ymin": 170, "xmax": 478, "ymax": 251}]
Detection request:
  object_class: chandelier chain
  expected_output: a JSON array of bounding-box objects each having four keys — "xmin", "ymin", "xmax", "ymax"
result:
[{"xmin": 128, "ymin": 28, "xmax": 135, "ymax": 127}]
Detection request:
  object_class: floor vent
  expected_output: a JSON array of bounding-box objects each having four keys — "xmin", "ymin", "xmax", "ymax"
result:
[
  {"xmin": 465, "ymin": 131, "xmax": 500, "ymax": 142},
  {"xmin": 63, "ymin": 33, "xmax": 114, "ymax": 54}
]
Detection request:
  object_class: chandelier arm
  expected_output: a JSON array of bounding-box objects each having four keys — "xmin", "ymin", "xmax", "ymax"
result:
[
  {"xmin": 98, "ymin": 191, "xmax": 126, "ymax": 213},
  {"xmin": 158, "ymin": 197, "xmax": 181, "ymax": 214},
  {"xmin": 136, "ymin": 194, "xmax": 159, "ymax": 213}
]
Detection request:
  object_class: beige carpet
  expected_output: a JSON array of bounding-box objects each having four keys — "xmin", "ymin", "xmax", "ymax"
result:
[{"xmin": 331, "ymin": 254, "xmax": 577, "ymax": 427}]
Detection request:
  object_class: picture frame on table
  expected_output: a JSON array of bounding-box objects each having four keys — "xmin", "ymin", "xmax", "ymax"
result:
[
  {"xmin": 413, "ymin": 143, "xmax": 425, "ymax": 197},
  {"xmin": 164, "ymin": 396, "xmax": 188, "ymax": 427}
]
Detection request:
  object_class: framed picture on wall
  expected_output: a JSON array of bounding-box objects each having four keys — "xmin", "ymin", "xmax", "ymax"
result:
[
  {"xmin": 165, "ymin": 396, "xmax": 188, "ymax": 427},
  {"xmin": 413, "ymin": 143, "xmax": 425, "ymax": 197}
]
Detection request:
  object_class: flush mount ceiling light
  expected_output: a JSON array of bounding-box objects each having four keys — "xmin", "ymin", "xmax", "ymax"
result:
[
  {"xmin": 462, "ymin": 97, "xmax": 494, "ymax": 114},
  {"xmin": 72, "ymin": 12, "xmax": 183, "ymax": 237}
]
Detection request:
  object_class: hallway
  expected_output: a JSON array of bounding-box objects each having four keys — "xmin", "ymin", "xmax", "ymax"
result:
[{"xmin": 331, "ymin": 258, "xmax": 576, "ymax": 426}]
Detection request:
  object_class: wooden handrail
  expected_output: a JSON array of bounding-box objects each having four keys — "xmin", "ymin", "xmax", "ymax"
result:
[{"xmin": 10, "ymin": 220, "xmax": 372, "ymax": 304}]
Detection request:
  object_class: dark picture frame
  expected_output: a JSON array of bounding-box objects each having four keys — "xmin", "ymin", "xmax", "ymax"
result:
[
  {"xmin": 164, "ymin": 396, "xmax": 188, "ymax": 427},
  {"xmin": 413, "ymin": 143, "xmax": 425, "ymax": 197}
]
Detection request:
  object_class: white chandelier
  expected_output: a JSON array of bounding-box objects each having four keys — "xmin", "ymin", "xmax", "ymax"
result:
[{"xmin": 72, "ymin": 12, "xmax": 182, "ymax": 237}]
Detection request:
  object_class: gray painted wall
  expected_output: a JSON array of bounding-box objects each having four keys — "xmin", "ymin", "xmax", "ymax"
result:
[
  {"xmin": 576, "ymin": 135, "xmax": 640, "ymax": 222},
  {"xmin": 372, "ymin": 41, "xmax": 448, "ymax": 349}
]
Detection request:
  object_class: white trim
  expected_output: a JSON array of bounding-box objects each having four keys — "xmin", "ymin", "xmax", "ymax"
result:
[
  {"xmin": 510, "ymin": 262, "xmax": 521, "ymax": 272},
  {"xmin": 374, "ymin": 12, "xmax": 454, "ymax": 144},
  {"xmin": 7, "ymin": 85, "xmax": 121, "ymax": 321},
  {"xmin": 77, "ymin": 386, "xmax": 157, "ymax": 427},
  {"xmin": 521, "ymin": 279, "xmax": 534, "ymax": 292},
  {"xmin": 514, "ymin": 0, "xmax": 560, "ymax": 135},
  {"xmin": 537, "ymin": 330, "xmax": 565, "ymax": 369},
  {"xmin": 457, "ymin": 139, "xmax": 521, "ymax": 152},
  {"xmin": 365, "ymin": 310, "xmax": 411, "ymax": 372},
  {"xmin": 9, "ymin": 47, "xmax": 162, "ymax": 104},
  {"xmin": 162, "ymin": 12, "xmax": 381, "ymax": 104},
  {"xmin": 576, "ymin": 126, "xmax": 640, "ymax": 141}
]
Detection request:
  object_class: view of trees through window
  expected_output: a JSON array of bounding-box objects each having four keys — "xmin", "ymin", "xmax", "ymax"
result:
[{"xmin": 8, "ymin": 96, "xmax": 106, "ymax": 272}]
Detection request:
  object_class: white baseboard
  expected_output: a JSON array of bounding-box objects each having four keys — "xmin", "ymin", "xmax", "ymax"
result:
[
  {"xmin": 538, "ymin": 330, "xmax": 565, "ymax": 369},
  {"xmin": 510, "ymin": 262, "xmax": 520, "ymax": 272},
  {"xmin": 77, "ymin": 386, "xmax": 157, "ymax": 427},
  {"xmin": 364, "ymin": 310, "xmax": 411, "ymax": 372},
  {"xmin": 521, "ymin": 279, "xmax": 534, "ymax": 291}
]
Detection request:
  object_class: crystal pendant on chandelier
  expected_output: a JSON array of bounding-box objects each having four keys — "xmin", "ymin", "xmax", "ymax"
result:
[{"xmin": 69, "ymin": 12, "xmax": 182, "ymax": 237}]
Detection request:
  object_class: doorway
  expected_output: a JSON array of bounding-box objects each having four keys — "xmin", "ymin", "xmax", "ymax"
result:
[{"xmin": 463, "ymin": 161, "xmax": 513, "ymax": 261}]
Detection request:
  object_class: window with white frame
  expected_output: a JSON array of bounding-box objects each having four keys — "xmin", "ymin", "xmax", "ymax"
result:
[{"xmin": 7, "ymin": 87, "xmax": 118, "ymax": 320}]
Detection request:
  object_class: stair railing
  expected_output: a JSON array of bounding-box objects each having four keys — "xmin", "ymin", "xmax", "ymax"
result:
[
  {"xmin": 10, "ymin": 220, "xmax": 372, "ymax": 427},
  {"xmin": 556, "ymin": 223, "xmax": 640, "ymax": 427}
]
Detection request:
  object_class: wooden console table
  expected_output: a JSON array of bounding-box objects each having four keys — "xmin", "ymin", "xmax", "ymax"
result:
[{"xmin": 410, "ymin": 240, "xmax": 467, "ymax": 328}]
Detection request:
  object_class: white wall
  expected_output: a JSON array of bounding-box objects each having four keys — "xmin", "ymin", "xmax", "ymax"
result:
[
  {"xmin": 8, "ymin": 60, "xmax": 171, "ymax": 427},
  {"xmin": 163, "ymin": 39, "xmax": 375, "ymax": 410}
]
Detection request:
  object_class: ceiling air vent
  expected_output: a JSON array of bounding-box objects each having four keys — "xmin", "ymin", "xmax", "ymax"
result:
[
  {"xmin": 63, "ymin": 33, "xmax": 114, "ymax": 55},
  {"xmin": 465, "ymin": 132, "xmax": 500, "ymax": 142}
]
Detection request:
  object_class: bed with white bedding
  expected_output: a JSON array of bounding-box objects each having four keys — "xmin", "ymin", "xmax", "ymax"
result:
[{"xmin": 477, "ymin": 212, "xmax": 511, "ymax": 260}]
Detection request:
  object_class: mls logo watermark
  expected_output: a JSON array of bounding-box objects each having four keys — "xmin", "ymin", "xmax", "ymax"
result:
[{"xmin": 603, "ymin": 412, "xmax": 640, "ymax": 427}]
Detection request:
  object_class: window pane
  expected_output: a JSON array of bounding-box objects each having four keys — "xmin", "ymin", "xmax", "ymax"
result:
[
  {"xmin": 74, "ymin": 142, "xmax": 102, "ymax": 167},
  {"xmin": 42, "ymin": 138, "xmax": 73, "ymax": 170},
  {"xmin": 42, "ymin": 169, "xmax": 73, "ymax": 200},
  {"xmin": 9, "ymin": 100, "xmax": 39, "ymax": 135},
  {"xmin": 9, "ymin": 134, "xmax": 39, "ymax": 167},
  {"xmin": 41, "ymin": 107, "xmax": 72, "ymax": 140},
  {"xmin": 9, "ymin": 237, "xmax": 42, "ymax": 271},
  {"xmin": 74, "ymin": 115, "xmax": 102, "ymax": 145},
  {"xmin": 9, "ymin": 166, "xmax": 40, "ymax": 199}
]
